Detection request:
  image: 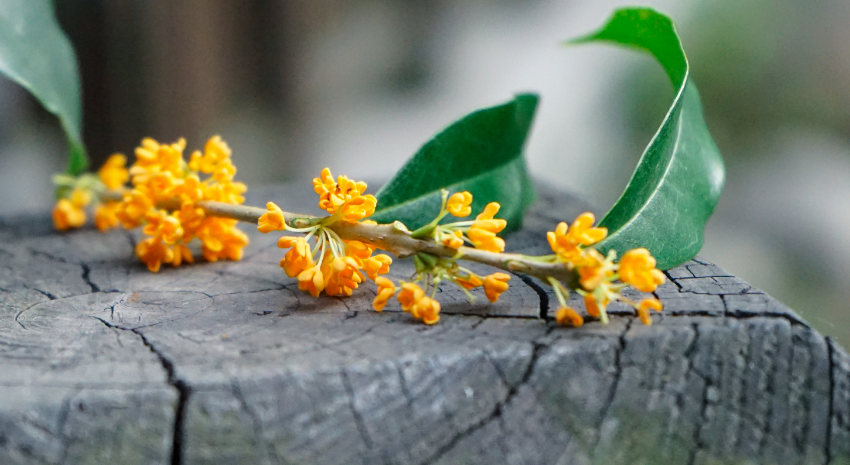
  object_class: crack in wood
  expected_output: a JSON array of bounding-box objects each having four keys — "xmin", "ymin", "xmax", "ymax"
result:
[
  {"xmin": 826, "ymin": 337, "xmax": 836, "ymax": 465},
  {"xmin": 418, "ymin": 341, "xmax": 547, "ymax": 465},
  {"xmin": 90, "ymin": 316, "xmax": 189, "ymax": 465}
]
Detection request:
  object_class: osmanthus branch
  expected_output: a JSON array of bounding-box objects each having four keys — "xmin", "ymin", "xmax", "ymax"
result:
[{"xmin": 102, "ymin": 190, "xmax": 578, "ymax": 287}]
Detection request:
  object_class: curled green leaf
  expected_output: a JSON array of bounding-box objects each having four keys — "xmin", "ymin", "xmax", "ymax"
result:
[
  {"xmin": 373, "ymin": 94, "xmax": 538, "ymax": 232},
  {"xmin": 0, "ymin": 0, "xmax": 87, "ymax": 175},
  {"xmin": 570, "ymin": 8, "xmax": 725, "ymax": 270}
]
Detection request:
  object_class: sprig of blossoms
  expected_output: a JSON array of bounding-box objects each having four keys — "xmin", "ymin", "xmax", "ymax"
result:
[
  {"xmin": 52, "ymin": 136, "xmax": 249, "ymax": 272},
  {"xmin": 255, "ymin": 180, "xmax": 666, "ymax": 326},
  {"xmin": 54, "ymin": 155, "xmax": 667, "ymax": 327}
]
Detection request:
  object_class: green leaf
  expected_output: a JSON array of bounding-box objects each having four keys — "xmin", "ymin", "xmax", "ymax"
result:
[
  {"xmin": 0, "ymin": 0, "xmax": 88, "ymax": 175},
  {"xmin": 569, "ymin": 8, "xmax": 725, "ymax": 270},
  {"xmin": 372, "ymin": 94, "xmax": 538, "ymax": 232}
]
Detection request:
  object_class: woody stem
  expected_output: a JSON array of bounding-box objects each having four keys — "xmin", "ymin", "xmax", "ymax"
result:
[{"xmin": 101, "ymin": 190, "xmax": 579, "ymax": 288}]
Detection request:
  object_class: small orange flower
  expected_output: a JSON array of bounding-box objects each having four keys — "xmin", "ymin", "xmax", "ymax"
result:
[
  {"xmin": 154, "ymin": 139, "xmax": 186, "ymax": 176},
  {"xmin": 415, "ymin": 296, "xmax": 441, "ymax": 325},
  {"xmin": 467, "ymin": 203, "xmax": 506, "ymax": 253},
  {"xmin": 362, "ymin": 254, "xmax": 392, "ymax": 281},
  {"xmin": 555, "ymin": 307, "xmax": 584, "ymax": 327},
  {"xmin": 188, "ymin": 135, "xmax": 231, "ymax": 174},
  {"xmin": 482, "ymin": 272, "xmax": 511, "ymax": 303},
  {"xmin": 70, "ymin": 188, "xmax": 92, "ymax": 208},
  {"xmin": 212, "ymin": 158, "xmax": 237, "ymax": 182},
  {"xmin": 313, "ymin": 168, "xmax": 336, "ymax": 195},
  {"xmin": 584, "ymin": 294, "xmax": 601, "ymax": 318},
  {"xmin": 136, "ymin": 237, "xmax": 174, "ymax": 273},
  {"xmin": 313, "ymin": 168, "xmax": 370, "ymax": 215},
  {"xmin": 201, "ymin": 223, "xmax": 249, "ymax": 262},
  {"xmin": 567, "ymin": 213, "xmax": 607, "ymax": 246},
  {"xmin": 98, "ymin": 154, "xmax": 129, "ymax": 189},
  {"xmin": 547, "ymin": 213, "xmax": 607, "ymax": 264},
  {"xmin": 636, "ymin": 298, "xmax": 663, "ymax": 325},
  {"xmin": 398, "ymin": 283, "xmax": 426, "ymax": 312},
  {"xmin": 171, "ymin": 243, "xmax": 195, "ymax": 267},
  {"xmin": 258, "ymin": 202, "xmax": 287, "ymax": 233},
  {"xmin": 133, "ymin": 137, "xmax": 164, "ymax": 168},
  {"xmin": 397, "ymin": 282, "xmax": 440, "ymax": 324},
  {"xmin": 143, "ymin": 210, "xmax": 183, "ymax": 245},
  {"xmin": 455, "ymin": 273, "xmax": 483, "ymax": 290},
  {"xmin": 53, "ymin": 199, "xmax": 86, "ymax": 231},
  {"xmin": 53, "ymin": 188, "xmax": 92, "ymax": 231},
  {"xmin": 323, "ymin": 256, "xmax": 364, "ymax": 297},
  {"xmin": 278, "ymin": 236, "xmax": 314, "ymax": 277},
  {"xmin": 547, "ymin": 222, "xmax": 578, "ymax": 262},
  {"xmin": 344, "ymin": 240, "xmax": 373, "ymax": 260},
  {"xmin": 619, "ymin": 248, "xmax": 666, "ymax": 293},
  {"xmin": 298, "ymin": 266, "xmax": 325, "ymax": 298},
  {"xmin": 339, "ymin": 194, "xmax": 377, "ymax": 222},
  {"xmin": 373, "ymin": 277, "xmax": 396, "ymax": 312},
  {"xmin": 193, "ymin": 217, "xmax": 248, "ymax": 262},
  {"xmin": 577, "ymin": 249, "xmax": 615, "ymax": 291},
  {"xmin": 441, "ymin": 230, "xmax": 464, "ymax": 249},
  {"xmin": 94, "ymin": 202, "xmax": 122, "ymax": 231},
  {"xmin": 116, "ymin": 190, "xmax": 154, "ymax": 229},
  {"xmin": 201, "ymin": 180, "xmax": 247, "ymax": 205},
  {"xmin": 175, "ymin": 201, "xmax": 206, "ymax": 240},
  {"xmin": 447, "ymin": 191, "xmax": 472, "ymax": 217},
  {"xmin": 171, "ymin": 174, "xmax": 204, "ymax": 203},
  {"xmin": 146, "ymin": 172, "xmax": 178, "ymax": 202}
]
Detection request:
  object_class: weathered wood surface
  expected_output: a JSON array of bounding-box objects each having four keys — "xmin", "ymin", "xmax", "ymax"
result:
[{"xmin": 1, "ymin": 184, "xmax": 848, "ymax": 465}]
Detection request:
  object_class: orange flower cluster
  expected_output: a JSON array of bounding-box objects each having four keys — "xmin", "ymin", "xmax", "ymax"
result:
[
  {"xmin": 547, "ymin": 212, "xmax": 665, "ymax": 326},
  {"xmin": 466, "ymin": 203, "xmax": 507, "ymax": 253},
  {"xmin": 397, "ymin": 283, "xmax": 441, "ymax": 325},
  {"xmin": 287, "ymin": 238, "xmax": 391, "ymax": 298},
  {"xmin": 258, "ymin": 174, "xmax": 392, "ymax": 299},
  {"xmin": 113, "ymin": 136, "xmax": 248, "ymax": 272},
  {"xmin": 419, "ymin": 190, "xmax": 508, "ymax": 253},
  {"xmin": 619, "ymin": 248, "xmax": 667, "ymax": 292},
  {"xmin": 370, "ymin": 268, "xmax": 511, "ymax": 326},
  {"xmin": 455, "ymin": 271, "xmax": 511, "ymax": 303},
  {"xmin": 371, "ymin": 279, "xmax": 440, "ymax": 325},
  {"xmin": 313, "ymin": 168, "xmax": 377, "ymax": 221},
  {"xmin": 547, "ymin": 213, "xmax": 607, "ymax": 264}
]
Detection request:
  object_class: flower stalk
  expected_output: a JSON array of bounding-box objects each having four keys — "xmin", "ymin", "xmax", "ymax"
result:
[
  {"xmin": 55, "ymin": 136, "xmax": 665, "ymax": 327},
  {"xmin": 102, "ymin": 190, "xmax": 581, "ymax": 288}
]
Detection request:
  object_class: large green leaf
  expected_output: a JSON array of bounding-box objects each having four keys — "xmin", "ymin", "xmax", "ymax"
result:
[
  {"xmin": 373, "ymin": 94, "xmax": 537, "ymax": 232},
  {"xmin": 570, "ymin": 8, "xmax": 725, "ymax": 270},
  {"xmin": 0, "ymin": 0, "xmax": 87, "ymax": 175}
]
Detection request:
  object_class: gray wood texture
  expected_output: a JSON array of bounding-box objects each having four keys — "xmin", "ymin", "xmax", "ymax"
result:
[{"xmin": 1, "ymin": 184, "xmax": 848, "ymax": 465}]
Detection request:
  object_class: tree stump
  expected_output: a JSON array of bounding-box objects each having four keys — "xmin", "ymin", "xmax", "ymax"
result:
[{"xmin": 1, "ymin": 184, "xmax": 848, "ymax": 465}]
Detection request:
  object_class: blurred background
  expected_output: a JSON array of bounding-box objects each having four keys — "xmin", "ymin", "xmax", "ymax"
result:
[{"xmin": 1, "ymin": 0, "xmax": 849, "ymax": 346}]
